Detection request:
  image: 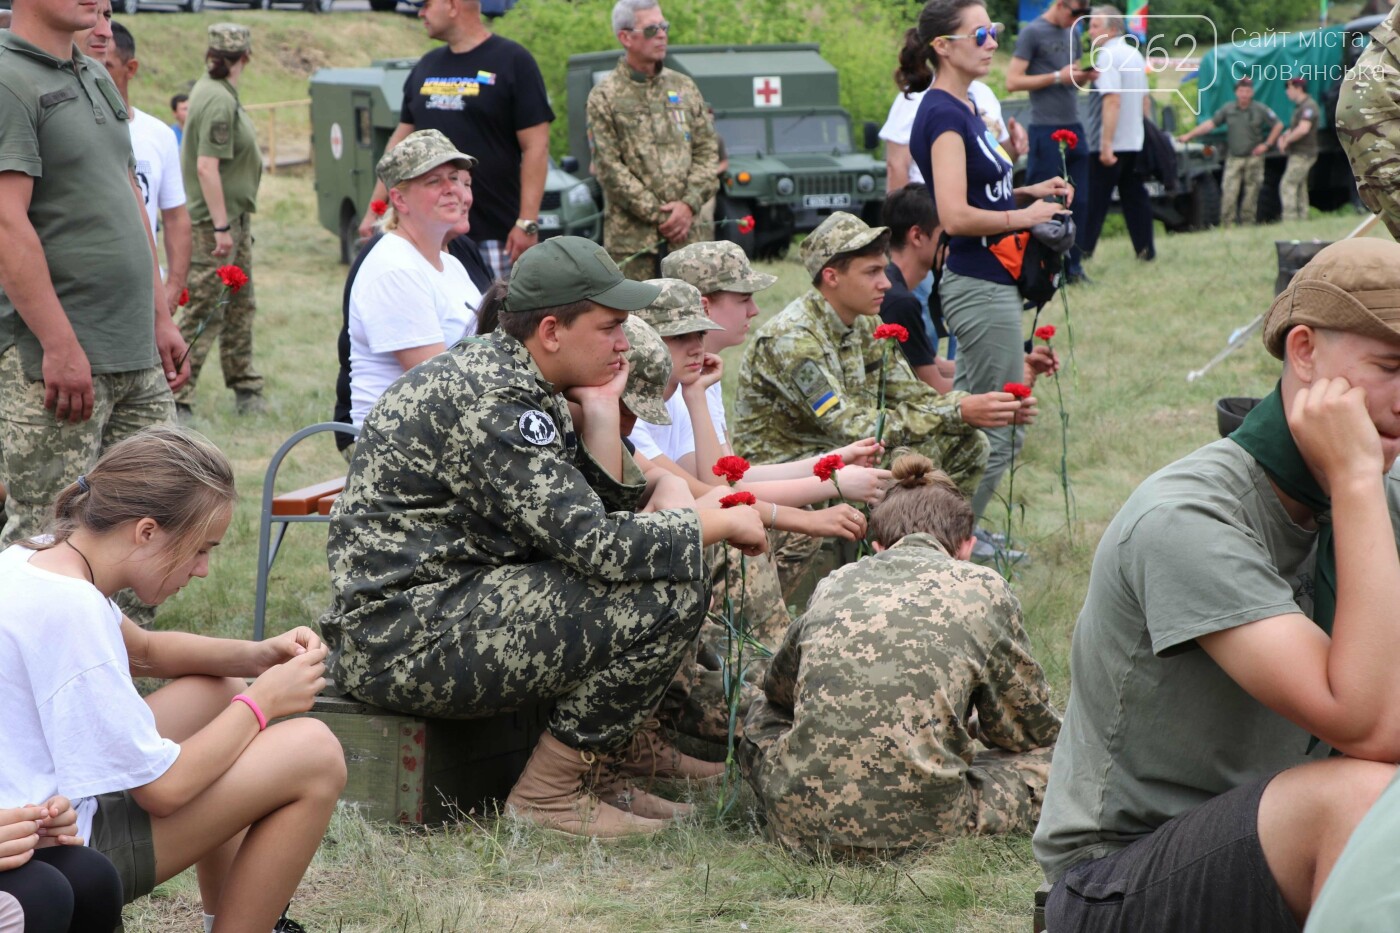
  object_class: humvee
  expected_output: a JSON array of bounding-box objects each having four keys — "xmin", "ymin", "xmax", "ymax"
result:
[
  {"xmin": 309, "ymin": 58, "xmax": 601, "ymax": 264},
  {"xmin": 565, "ymin": 44, "xmax": 886, "ymax": 259}
]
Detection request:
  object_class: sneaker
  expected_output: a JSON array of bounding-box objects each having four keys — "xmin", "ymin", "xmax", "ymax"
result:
[
  {"xmin": 273, "ymin": 906, "xmax": 306, "ymax": 933},
  {"xmin": 235, "ymin": 390, "xmax": 266, "ymax": 415},
  {"xmin": 971, "ymin": 527, "xmax": 1028, "ymax": 565}
]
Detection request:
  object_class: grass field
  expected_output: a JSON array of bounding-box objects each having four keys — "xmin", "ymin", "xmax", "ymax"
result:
[{"xmin": 115, "ymin": 154, "xmax": 1390, "ymax": 931}]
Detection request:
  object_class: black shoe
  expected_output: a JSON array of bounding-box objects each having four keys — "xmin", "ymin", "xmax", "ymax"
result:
[
  {"xmin": 1136, "ymin": 248, "xmax": 1156, "ymax": 262},
  {"xmin": 273, "ymin": 906, "xmax": 306, "ymax": 933},
  {"xmin": 1065, "ymin": 271, "xmax": 1094, "ymax": 286}
]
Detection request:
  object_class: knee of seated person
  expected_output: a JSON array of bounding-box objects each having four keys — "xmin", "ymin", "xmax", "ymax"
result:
[
  {"xmin": 279, "ymin": 718, "xmax": 347, "ymax": 794},
  {"xmin": 1334, "ymin": 759, "xmax": 1396, "ymax": 824}
]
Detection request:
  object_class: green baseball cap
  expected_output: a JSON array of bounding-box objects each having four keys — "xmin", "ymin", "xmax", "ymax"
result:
[
  {"xmin": 661, "ymin": 241, "xmax": 778, "ymax": 295},
  {"xmin": 208, "ymin": 23, "xmax": 251, "ymax": 54},
  {"xmin": 504, "ymin": 237, "xmax": 660, "ymax": 314},
  {"xmin": 621, "ymin": 317, "xmax": 672, "ymax": 425},
  {"xmin": 377, "ymin": 129, "xmax": 477, "ymax": 190},
  {"xmin": 634, "ymin": 279, "xmax": 724, "ymax": 338},
  {"xmin": 800, "ymin": 211, "xmax": 889, "ymax": 279}
]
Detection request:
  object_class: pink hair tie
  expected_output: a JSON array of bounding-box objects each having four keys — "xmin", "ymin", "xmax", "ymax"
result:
[{"xmin": 231, "ymin": 694, "xmax": 267, "ymax": 731}]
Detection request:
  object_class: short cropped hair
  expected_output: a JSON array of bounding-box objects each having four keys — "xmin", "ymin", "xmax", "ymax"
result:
[
  {"xmin": 612, "ymin": 0, "xmax": 659, "ymax": 33},
  {"xmin": 171, "ymin": 93, "xmax": 189, "ymax": 111},
  {"xmin": 882, "ymin": 184, "xmax": 939, "ymax": 249},
  {"xmin": 111, "ymin": 21, "xmax": 136, "ymax": 62},
  {"xmin": 1090, "ymin": 5, "xmax": 1123, "ymax": 33}
]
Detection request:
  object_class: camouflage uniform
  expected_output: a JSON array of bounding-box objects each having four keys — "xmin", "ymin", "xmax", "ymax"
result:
[
  {"xmin": 177, "ymin": 215, "xmax": 260, "ymax": 406},
  {"xmin": 1338, "ymin": 5, "xmax": 1400, "ymax": 239},
  {"xmin": 321, "ymin": 330, "xmax": 710, "ymax": 752},
  {"xmin": 733, "ymin": 289, "xmax": 987, "ymax": 497},
  {"xmin": 1280, "ymin": 94, "xmax": 1321, "ymax": 221},
  {"xmin": 740, "ymin": 533, "xmax": 1061, "ymax": 855},
  {"xmin": 586, "ymin": 58, "xmax": 719, "ymax": 281}
]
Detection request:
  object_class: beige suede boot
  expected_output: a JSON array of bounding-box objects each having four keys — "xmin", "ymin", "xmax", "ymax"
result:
[
  {"xmin": 617, "ymin": 718, "xmax": 726, "ymax": 785},
  {"xmin": 589, "ymin": 758, "xmax": 694, "ymax": 821},
  {"xmin": 504, "ymin": 732, "xmax": 668, "ymax": 838}
]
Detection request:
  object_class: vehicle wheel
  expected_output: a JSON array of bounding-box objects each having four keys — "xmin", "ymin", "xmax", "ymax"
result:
[
  {"xmin": 251, "ymin": 0, "xmax": 271, "ymax": 10},
  {"xmin": 339, "ymin": 203, "xmax": 357, "ymax": 266},
  {"xmin": 369, "ymin": 0, "xmax": 397, "ymax": 10},
  {"xmin": 1186, "ymin": 172, "xmax": 1221, "ymax": 230},
  {"xmin": 117, "ymin": 0, "xmax": 138, "ymax": 14},
  {"xmin": 717, "ymin": 195, "xmax": 756, "ymax": 259},
  {"xmin": 305, "ymin": 0, "xmax": 331, "ymax": 12},
  {"xmin": 181, "ymin": 0, "xmax": 203, "ymax": 11}
]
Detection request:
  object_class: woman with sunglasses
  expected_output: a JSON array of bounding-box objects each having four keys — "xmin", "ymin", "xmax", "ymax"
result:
[{"xmin": 900, "ymin": 0, "xmax": 1070, "ymax": 553}]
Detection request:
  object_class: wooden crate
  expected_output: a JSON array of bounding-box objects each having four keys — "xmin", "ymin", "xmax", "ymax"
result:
[{"xmin": 306, "ymin": 693, "xmax": 549, "ymax": 824}]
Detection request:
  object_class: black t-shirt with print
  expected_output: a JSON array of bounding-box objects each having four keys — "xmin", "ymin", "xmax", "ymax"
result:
[{"xmin": 401, "ymin": 35, "xmax": 555, "ymax": 242}]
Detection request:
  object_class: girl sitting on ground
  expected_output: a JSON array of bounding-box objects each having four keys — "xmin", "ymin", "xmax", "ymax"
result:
[{"xmin": 0, "ymin": 426, "xmax": 345, "ymax": 933}]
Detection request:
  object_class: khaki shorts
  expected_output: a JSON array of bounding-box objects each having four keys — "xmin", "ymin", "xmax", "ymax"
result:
[{"xmin": 90, "ymin": 790, "xmax": 156, "ymax": 905}]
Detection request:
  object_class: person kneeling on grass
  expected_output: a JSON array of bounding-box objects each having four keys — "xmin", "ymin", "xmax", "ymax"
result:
[
  {"xmin": 1034, "ymin": 238, "xmax": 1400, "ymax": 931},
  {"xmin": 0, "ymin": 425, "xmax": 345, "ymax": 933},
  {"xmin": 321, "ymin": 237, "xmax": 769, "ymax": 839},
  {"xmin": 739, "ymin": 451, "xmax": 1060, "ymax": 857}
]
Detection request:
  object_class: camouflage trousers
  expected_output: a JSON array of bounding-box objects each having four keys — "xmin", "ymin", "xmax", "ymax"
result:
[
  {"xmin": 1221, "ymin": 155, "xmax": 1265, "ymax": 226},
  {"xmin": 1280, "ymin": 153, "xmax": 1317, "ymax": 221},
  {"xmin": 1337, "ymin": 41, "xmax": 1400, "ymax": 239},
  {"xmin": 740, "ymin": 740, "xmax": 1055, "ymax": 857},
  {"xmin": 345, "ymin": 560, "xmax": 709, "ymax": 752},
  {"xmin": 176, "ymin": 214, "xmax": 263, "ymax": 406}
]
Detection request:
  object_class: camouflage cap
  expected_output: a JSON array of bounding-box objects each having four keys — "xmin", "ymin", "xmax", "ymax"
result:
[
  {"xmin": 621, "ymin": 317, "xmax": 672, "ymax": 425},
  {"xmin": 208, "ymin": 23, "xmax": 251, "ymax": 54},
  {"xmin": 800, "ymin": 211, "xmax": 890, "ymax": 279},
  {"xmin": 377, "ymin": 129, "xmax": 477, "ymax": 190},
  {"xmin": 1263, "ymin": 238, "xmax": 1400, "ymax": 359},
  {"xmin": 634, "ymin": 279, "xmax": 724, "ymax": 338},
  {"xmin": 661, "ymin": 241, "xmax": 778, "ymax": 296},
  {"xmin": 505, "ymin": 236, "xmax": 660, "ymax": 314}
]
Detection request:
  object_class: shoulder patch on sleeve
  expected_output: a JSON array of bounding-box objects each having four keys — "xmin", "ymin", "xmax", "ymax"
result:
[
  {"xmin": 794, "ymin": 359, "xmax": 824, "ymax": 396},
  {"xmin": 519, "ymin": 410, "xmax": 559, "ymax": 445},
  {"xmin": 210, "ymin": 121, "xmax": 230, "ymax": 145}
]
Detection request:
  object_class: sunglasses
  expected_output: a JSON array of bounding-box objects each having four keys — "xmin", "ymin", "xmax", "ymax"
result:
[
  {"xmin": 625, "ymin": 20, "xmax": 670, "ymax": 38},
  {"xmin": 934, "ymin": 22, "xmax": 1004, "ymax": 47}
]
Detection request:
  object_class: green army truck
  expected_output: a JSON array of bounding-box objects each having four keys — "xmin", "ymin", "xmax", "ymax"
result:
[
  {"xmin": 310, "ymin": 58, "xmax": 602, "ymax": 264},
  {"xmin": 565, "ymin": 44, "xmax": 886, "ymax": 259}
]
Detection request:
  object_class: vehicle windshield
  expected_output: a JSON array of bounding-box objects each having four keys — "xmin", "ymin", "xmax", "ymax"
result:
[
  {"xmin": 715, "ymin": 117, "xmax": 767, "ymax": 156},
  {"xmin": 772, "ymin": 114, "xmax": 851, "ymax": 153}
]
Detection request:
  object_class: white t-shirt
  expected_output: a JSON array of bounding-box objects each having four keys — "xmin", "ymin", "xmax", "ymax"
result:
[
  {"xmin": 881, "ymin": 81, "xmax": 1009, "ymax": 185},
  {"xmin": 349, "ymin": 233, "xmax": 482, "ymax": 425},
  {"xmin": 129, "ymin": 107, "xmax": 186, "ymax": 236},
  {"xmin": 0, "ymin": 544, "xmax": 181, "ymax": 844},
  {"xmin": 630, "ymin": 385, "xmax": 729, "ymax": 466},
  {"xmin": 1091, "ymin": 36, "xmax": 1149, "ymax": 152}
]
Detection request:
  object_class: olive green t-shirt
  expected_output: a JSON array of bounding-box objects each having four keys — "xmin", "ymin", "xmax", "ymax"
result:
[
  {"xmin": 1287, "ymin": 95, "xmax": 1321, "ymax": 157},
  {"xmin": 1210, "ymin": 100, "xmax": 1281, "ymax": 157},
  {"xmin": 181, "ymin": 75, "xmax": 261, "ymax": 224},
  {"xmin": 1033, "ymin": 439, "xmax": 1400, "ymax": 883},
  {"xmin": 0, "ymin": 34, "xmax": 158, "ymax": 379}
]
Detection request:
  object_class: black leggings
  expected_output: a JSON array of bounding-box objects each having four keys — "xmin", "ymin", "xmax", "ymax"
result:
[{"xmin": 0, "ymin": 847, "xmax": 123, "ymax": 933}]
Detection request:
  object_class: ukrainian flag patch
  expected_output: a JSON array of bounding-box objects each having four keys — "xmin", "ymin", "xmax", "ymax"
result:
[{"xmin": 811, "ymin": 391, "xmax": 839, "ymax": 416}]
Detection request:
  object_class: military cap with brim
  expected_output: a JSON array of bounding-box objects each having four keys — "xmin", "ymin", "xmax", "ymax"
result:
[
  {"xmin": 504, "ymin": 237, "xmax": 660, "ymax": 314},
  {"xmin": 661, "ymin": 241, "xmax": 778, "ymax": 295},
  {"xmin": 377, "ymin": 129, "xmax": 477, "ymax": 190},
  {"xmin": 1263, "ymin": 238, "xmax": 1400, "ymax": 359},
  {"xmin": 621, "ymin": 317, "xmax": 672, "ymax": 425},
  {"xmin": 635, "ymin": 279, "xmax": 724, "ymax": 337},
  {"xmin": 801, "ymin": 211, "xmax": 890, "ymax": 280},
  {"xmin": 208, "ymin": 23, "xmax": 251, "ymax": 54}
]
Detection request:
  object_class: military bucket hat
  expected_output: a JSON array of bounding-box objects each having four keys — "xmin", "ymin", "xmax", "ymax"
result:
[
  {"xmin": 622, "ymin": 317, "xmax": 672, "ymax": 424},
  {"xmin": 661, "ymin": 241, "xmax": 778, "ymax": 295},
  {"xmin": 801, "ymin": 211, "xmax": 890, "ymax": 279},
  {"xmin": 377, "ymin": 129, "xmax": 477, "ymax": 190},
  {"xmin": 634, "ymin": 279, "xmax": 723, "ymax": 338},
  {"xmin": 504, "ymin": 237, "xmax": 660, "ymax": 314},
  {"xmin": 208, "ymin": 23, "xmax": 251, "ymax": 54}
]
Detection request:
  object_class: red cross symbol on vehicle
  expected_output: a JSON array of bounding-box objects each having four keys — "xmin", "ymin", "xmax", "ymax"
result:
[{"xmin": 753, "ymin": 76, "xmax": 782, "ymax": 107}]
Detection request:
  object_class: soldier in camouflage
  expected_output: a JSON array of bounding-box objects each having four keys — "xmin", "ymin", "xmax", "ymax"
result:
[
  {"xmin": 740, "ymin": 452, "xmax": 1060, "ymax": 856},
  {"xmin": 1337, "ymin": 3, "xmax": 1400, "ymax": 239},
  {"xmin": 586, "ymin": 0, "xmax": 719, "ymax": 281},
  {"xmin": 321, "ymin": 237, "xmax": 766, "ymax": 838},
  {"xmin": 733, "ymin": 212, "xmax": 992, "ymax": 496}
]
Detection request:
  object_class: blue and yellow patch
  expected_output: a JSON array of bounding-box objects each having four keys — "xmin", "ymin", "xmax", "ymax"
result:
[{"xmin": 810, "ymin": 391, "xmax": 839, "ymax": 416}]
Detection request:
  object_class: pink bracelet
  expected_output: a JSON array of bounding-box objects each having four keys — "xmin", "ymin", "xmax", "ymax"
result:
[{"xmin": 231, "ymin": 694, "xmax": 268, "ymax": 731}]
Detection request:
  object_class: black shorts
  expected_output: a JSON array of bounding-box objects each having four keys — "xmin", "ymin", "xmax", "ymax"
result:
[{"xmin": 1045, "ymin": 774, "xmax": 1300, "ymax": 933}]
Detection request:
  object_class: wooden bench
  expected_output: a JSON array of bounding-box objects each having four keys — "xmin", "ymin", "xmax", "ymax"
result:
[
  {"xmin": 302, "ymin": 689, "xmax": 549, "ymax": 824},
  {"xmin": 1034, "ymin": 881, "xmax": 1051, "ymax": 932}
]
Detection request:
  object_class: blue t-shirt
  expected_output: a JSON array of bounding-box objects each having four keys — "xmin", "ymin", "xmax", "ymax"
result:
[{"xmin": 911, "ymin": 88, "xmax": 1016, "ymax": 285}]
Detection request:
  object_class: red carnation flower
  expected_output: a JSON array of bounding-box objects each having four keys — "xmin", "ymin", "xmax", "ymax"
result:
[
  {"xmin": 216, "ymin": 265, "xmax": 249, "ymax": 293},
  {"xmin": 370, "ymin": 199, "xmax": 389, "ymax": 217},
  {"xmin": 178, "ymin": 288, "xmax": 190, "ymax": 307},
  {"xmin": 813, "ymin": 453, "xmax": 846, "ymax": 482},
  {"xmin": 712, "ymin": 455, "xmax": 751, "ymax": 485},
  {"xmin": 737, "ymin": 215, "xmax": 756, "ymax": 235},
  {"xmin": 1050, "ymin": 129, "xmax": 1078, "ymax": 149},
  {"xmin": 1034, "ymin": 324, "xmax": 1056, "ymax": 341},
  {"xmin": 720, "ymin": 491, "xmax": 757, "ymax": 509},
  {"xmin": 873, "ymin": 323, "xmax": 909, "ymax": 343},
  {"xmin": 1003, "ymin": 381, "xmax": 1033, "ymax": 400}
]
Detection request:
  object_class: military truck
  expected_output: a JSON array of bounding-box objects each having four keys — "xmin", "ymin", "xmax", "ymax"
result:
[
  {"xmin": 565, "ymin": 44, "xmax": 886, "ymax": 259},
  {"xmin": 309, "ymin": 58, "xmax": 601, "ymax": 264}
]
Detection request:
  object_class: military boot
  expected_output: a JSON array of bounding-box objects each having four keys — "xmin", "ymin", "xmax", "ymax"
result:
[
  {"xmin": 617, "ymin": 718, "xmax": 726, "ymax": 786},
  {"xmin": 504, "ymin": 732, "xmax": 668, "ymax": 838},
  {"xmin": 588, "ymin": 757, "xmax": 694, "ymax": 821},
  {"xmin": 235, "ymin": 389, "xmax": 266, "ymax": 415}
]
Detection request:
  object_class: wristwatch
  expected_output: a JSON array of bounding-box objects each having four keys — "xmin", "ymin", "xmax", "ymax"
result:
[{"xmin": 515, "ymin": 218, "xmax": 540, "ymax": 237}]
